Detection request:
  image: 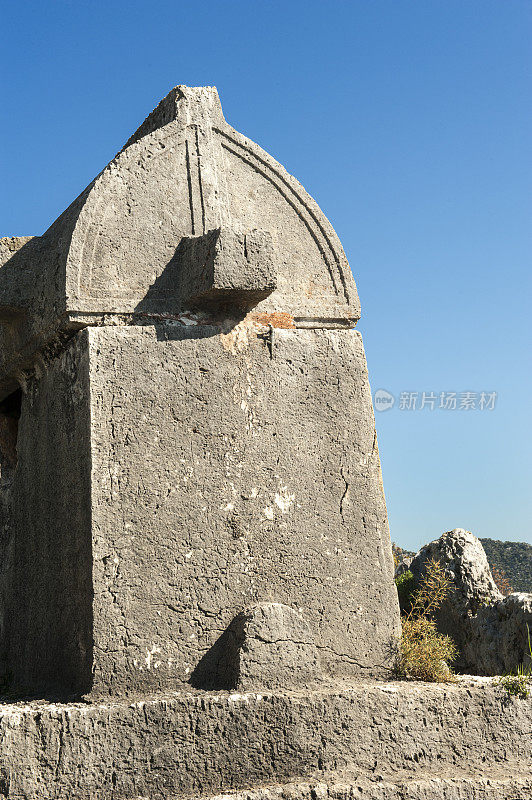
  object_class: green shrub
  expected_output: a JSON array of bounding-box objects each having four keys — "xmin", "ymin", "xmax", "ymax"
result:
[
  {"xmin": 393, "ymin": 557, "xmax": 458, "ymax": 683},
  {"xmin": 496, "ymin": 671, "xmax": 530, "ymax": 699},
  {"xmin": 394, "ymin": 616, "xmax": 457, "ymax": 682},
  {"xmin": 495, "ymin": 625, "xmax": 532, "ymax": 699},
  {"xmin": 395, "ymin": 570, "xmax": 415, "ymax": 615}
]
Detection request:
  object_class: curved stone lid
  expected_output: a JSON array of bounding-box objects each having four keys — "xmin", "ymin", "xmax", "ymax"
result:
[
  {"xmin": 0, "ymin": 86, "xmax": 360, "ymax": 387},
  {"xmin": 67, "ymin": 85, "xmax": 359, "ymax": 322}
]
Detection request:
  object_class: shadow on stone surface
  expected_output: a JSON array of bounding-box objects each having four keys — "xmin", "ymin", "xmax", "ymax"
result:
[
  {"xmin": 190, "ymin": 619, "xmax": 243, "ymax": 691},
  {"xmin": 190, "ymin": 603, "xmax": 323, "ymax": 692}
]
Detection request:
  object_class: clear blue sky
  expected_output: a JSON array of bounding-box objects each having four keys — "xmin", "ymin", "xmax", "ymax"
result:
[{"xmin": 2, "ymin": 1, "xmax": 531, "ymax": 550}]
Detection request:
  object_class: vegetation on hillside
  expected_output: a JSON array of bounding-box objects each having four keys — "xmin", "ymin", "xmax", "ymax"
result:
[{"xmin": 480, "ymin": 539, "xmax": 532, "ymax": 593}]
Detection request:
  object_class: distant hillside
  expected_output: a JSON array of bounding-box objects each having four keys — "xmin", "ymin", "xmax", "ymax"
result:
[
  {"xmin": 480, "ymin": 538, "xmax": 532, "ymax": 593},
  {"xmin": 391, "ymin": 542, "xmax": 415, "ymax": 565}
]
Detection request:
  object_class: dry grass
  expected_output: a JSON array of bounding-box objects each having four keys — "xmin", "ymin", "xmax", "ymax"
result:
[
  {"xmin": 492, "ymin": 566, "xmax": 513, "ymax": 596},
  {"xmin": 394, "ymin": 557, "xmax": 458, "ymax": 682}
]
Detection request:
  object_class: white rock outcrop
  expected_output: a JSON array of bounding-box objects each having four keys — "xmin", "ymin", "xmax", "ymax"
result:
[{"xmin": 406, "ymin": 529, "xmax": 532, "ymax": 675}]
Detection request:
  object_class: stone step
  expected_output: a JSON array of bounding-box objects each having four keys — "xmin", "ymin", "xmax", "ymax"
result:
[
  {"xmin": 0, "ymin": 679, "xmax": 529, "ymax": 799},
  {"xmin": 202, "ymin": 772, "xmax": 532, "ymax": 800}
]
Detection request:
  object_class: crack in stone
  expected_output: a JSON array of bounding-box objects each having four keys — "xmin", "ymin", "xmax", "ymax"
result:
[{"xmin": 339, "ymin": 467, "xmax": 349, "ymax": 520}]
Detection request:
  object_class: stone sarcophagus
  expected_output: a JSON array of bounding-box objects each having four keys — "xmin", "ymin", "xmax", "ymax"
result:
[
  {"xmin": 0, "ymin": 86, "xmax": 399, "ymax": 698},
  {"xmin": 0, "ymin": 89, "xmax": 527, "ymax": 800}
]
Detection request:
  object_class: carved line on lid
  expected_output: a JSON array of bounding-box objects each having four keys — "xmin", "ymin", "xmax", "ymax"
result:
[
  {"xmin": 214, "ymin": 127, "xmax": 350, "ymax": 305},
  {"xmin": 185, "ymin": 138, "xmax": 196, "ymax": 236},
  {"xmin": 220, "ymin": 139, "xmax": 340, "ymax": 300},
  {"xmin": 185, "ymin": 126, "xmax": 207, "ymax": 236},
  {"xmin": 194, "ymin": 126, "xmax": 207, "ymax": 236},
  {"xmin": 73, "ymin": 122, "xmax": 352, "ymax": 309}
]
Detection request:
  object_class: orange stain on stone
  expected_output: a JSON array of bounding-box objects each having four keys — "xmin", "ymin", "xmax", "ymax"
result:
[{"xmin": 250, "ymin": 312, "xmax": 295, "ymax": 330}]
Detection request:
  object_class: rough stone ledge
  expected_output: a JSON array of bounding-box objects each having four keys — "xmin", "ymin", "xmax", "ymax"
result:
[
  {"xmin": 201, "ymin": 771, "xmax": 532, "ymax": 800},
  {"xmin": 0, "ymin": 679, "xmax": 529, "ymax": 799}
]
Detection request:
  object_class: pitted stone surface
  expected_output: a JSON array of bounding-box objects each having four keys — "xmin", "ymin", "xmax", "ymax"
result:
[
  {"xmin": 0, "ymin": 322, "xmax": 398, "ymax": 696},
  {"xmin": 471, "ymin": 591, "xmax": 532, "ymax": 675},
  {"xmin": 409, "ymin": 529, "xmax": 502, "ymax": 610},
  {"xmin": 192, "ymin": 602, "xmax": 322, "ymax": 690},
  {"xmin": 0, "ymin": 335, "xmax": 92, "ymax": 694},
  {"xmin": 84, "ymin": 323, "xmax": 395, "ymax": 694},
  {"xmin": 203, "ymin": 774, "xmax": 532, "ymax": 800},
  {"xmin": 180, "ymin": 228, "xmax": 278, "ymax": 306},
  {"xmin": 0, "ymin": 681, "xmax": 528, "ymax": 799}
]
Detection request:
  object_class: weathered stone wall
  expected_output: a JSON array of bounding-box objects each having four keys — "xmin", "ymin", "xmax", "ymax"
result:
[
  {"xmin": 88, "ymin": 323, "xmax": 398, "ymax": 695},
  {"xmin": 0, "ymin": 680, "xmax": 528, "ymax": 799},
  {"xmin": 1, "ymin": 335, "xmax": 93, "ymax": 696},
  {"xmin": 0, "ymin": 319, "xmax": 398, "ymax": 698}
]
